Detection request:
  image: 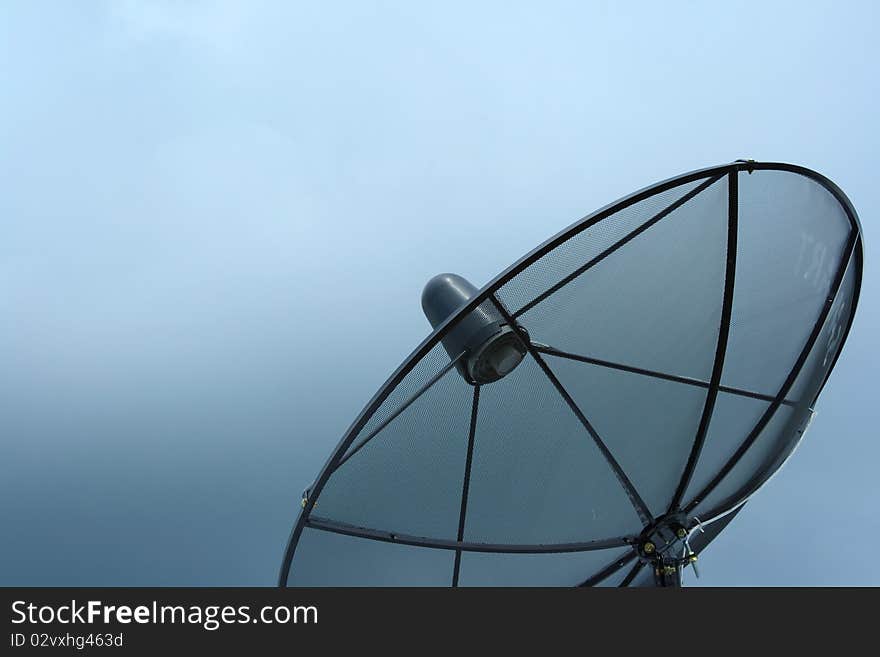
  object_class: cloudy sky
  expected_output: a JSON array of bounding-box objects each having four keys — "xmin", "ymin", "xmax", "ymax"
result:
[{"xmin": 1, "ymin": 1, "xmax": 876, "ymax": 585}]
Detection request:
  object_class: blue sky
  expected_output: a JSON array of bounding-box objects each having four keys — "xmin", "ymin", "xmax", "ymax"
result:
[{"xmin": 1, "ymin": 1, "xmax": 876, "ymax": 585}]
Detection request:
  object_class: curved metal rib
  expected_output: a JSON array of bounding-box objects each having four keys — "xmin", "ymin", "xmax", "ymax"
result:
[
  {"xmin": 668, "ymin": 169, "xmax": 739, "ymax": 512},
  {"xmin": 578, "ymin": 551, "xmax": 637, "ymax": 587},
  {"xmin": 683, "ymin": 234, "xmax": 858, "ymax": 516},
  {"xmin": 306, "ymin": 516, "xmax": 635, "ymax": 554}
]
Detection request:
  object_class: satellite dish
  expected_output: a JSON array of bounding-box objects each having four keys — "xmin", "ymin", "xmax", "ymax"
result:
[{"xmin": 279, "ymin": 161, "xmax": 862, "ymax": 587}]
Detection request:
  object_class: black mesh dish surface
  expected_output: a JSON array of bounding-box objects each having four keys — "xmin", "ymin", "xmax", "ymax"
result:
[{"xmin": 280, "ymin": 162, "xmax": 862, "ymax": 587}]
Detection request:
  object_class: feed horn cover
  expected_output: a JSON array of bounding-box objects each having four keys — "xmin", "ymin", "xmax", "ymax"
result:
[{"xmin": 280, "ymin": 161, "xmax": 862, "ymax": 587}]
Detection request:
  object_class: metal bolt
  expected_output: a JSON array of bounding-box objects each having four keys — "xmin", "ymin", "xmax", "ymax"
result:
[
  {"xmin": 676, "ymin": 527, "xmax": 687, "ymax": 539},
  {"xmin": 643, "ymin": 542, "xmax": 655, "ymax": 554}
]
